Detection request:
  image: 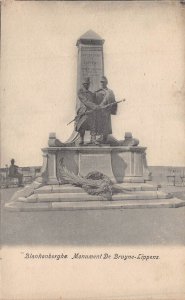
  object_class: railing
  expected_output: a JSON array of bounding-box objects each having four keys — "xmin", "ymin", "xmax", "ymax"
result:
[
  {"xmin": 0, "ymin": 166, "xmax": 41, "ymax": 188},
  {"xmin": 166, "ymin": 168, "xmax": 185, "ymax": 186}
]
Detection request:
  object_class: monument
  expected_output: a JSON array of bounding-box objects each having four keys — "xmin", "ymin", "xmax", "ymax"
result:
[{"xmin": 5, "ymin": 30, "xmax": 185, "ymax": 211}]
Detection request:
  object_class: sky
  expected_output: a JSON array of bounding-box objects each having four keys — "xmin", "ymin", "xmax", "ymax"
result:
[{"xmin": 1, "ymin": 0, "xmax": 185, "ymax": 167}]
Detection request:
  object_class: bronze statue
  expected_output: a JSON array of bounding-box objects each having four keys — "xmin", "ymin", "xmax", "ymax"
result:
[
  {"xmin": 73, "ymin": 76, "xmax": 123, "ymax": 145},
  {"xmin": 75, "ymin": 77, "xmax": 99, "ymax": 145},
  {"xmin": 95, "ymin": 76, "xmax": 117, "ymax": 143}
]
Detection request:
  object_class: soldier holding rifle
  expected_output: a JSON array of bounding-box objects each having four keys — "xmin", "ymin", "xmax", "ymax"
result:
[
  {"xmin": 73, "ymin": 76, "xmax": 124, "ymax": 145},
  {"xmin": 95, "ymin": 76, "xmax": 117, "ymax": 144},
  {"xmin": 75, "ymin": 77, "xmax": 99, "ymax": 145}
]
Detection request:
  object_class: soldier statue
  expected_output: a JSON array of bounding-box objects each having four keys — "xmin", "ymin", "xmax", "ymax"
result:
[
  {"xmin": 95, "ymin": 76, "xmax": 117, "ymax": 143},
  {"xmin": 75, "ymin": 77, "xmax": 99, "ymax": 145}
]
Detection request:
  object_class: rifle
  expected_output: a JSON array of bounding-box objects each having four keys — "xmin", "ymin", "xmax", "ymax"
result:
[{"xmin": 67, "ymin": 99, "xmax": 126, "ymax": 126}]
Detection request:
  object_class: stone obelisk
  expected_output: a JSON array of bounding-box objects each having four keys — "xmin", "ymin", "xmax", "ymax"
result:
[{"xmin": 76, "ymin": 30, "xmax": 105, "ymax": 111}]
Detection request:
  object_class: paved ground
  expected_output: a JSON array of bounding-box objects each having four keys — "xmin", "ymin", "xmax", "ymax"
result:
[{"xmin": 1, "ymin": 185, "xmax": 185, "ymax": 246}]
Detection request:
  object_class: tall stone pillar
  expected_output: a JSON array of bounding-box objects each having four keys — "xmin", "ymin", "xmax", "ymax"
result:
[{"xmin": 76, "ymin": 30, "xmax": 105, "ymax": 111}]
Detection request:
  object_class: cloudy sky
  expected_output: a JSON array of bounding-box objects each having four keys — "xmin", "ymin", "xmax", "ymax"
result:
[{"xmin": 1, "ymin": 0, "xmax": 185, "ymax": 167}]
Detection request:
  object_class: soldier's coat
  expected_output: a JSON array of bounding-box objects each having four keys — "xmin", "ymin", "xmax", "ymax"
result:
[
  {"xmin": 75, "ymin": 85, "xmax": 117, "ymax": 135},
  {"xmin": 95, "ymin": 88, "xmax": 117, "ymax": 135},
  {"xmin": 75, "ymin": 86, "xmax": 96, "ymax": 132}
]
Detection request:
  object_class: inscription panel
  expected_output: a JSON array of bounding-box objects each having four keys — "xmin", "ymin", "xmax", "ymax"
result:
[
  {"xmin": 81, "ymin": 48, "xmax": 103, "ymax": 92},
  {"xmin": 76, "ymin": 41, "xmax": 104, "ymax": 111}
]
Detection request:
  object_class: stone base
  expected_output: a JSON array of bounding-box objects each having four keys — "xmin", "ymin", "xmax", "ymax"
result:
[
  {"xmin": 43, "ymin": 145, "xmax": 152, "ymax": 184},
  {"xmin": 5, "ymin": 143, "xmax": 184, "ymax": 212},
  {"xmin": 5, "ymin": 183, "xmax": 185, "ymax": 211}
]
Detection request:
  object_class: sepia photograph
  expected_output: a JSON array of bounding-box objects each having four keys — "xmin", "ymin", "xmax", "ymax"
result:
[{"xmin": 1, "ymin": 1, "xmax": 185, "ymax": 299}]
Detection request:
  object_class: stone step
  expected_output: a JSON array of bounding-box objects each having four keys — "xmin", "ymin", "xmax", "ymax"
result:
[
  {"xmin": 34, "ymin": 183, "xmax": 158, "ymax": 195},
  {"xmin": 115, "ymin": 183, "xmax": 158, "ymax": 191},
  {"xmin": 18, "ymin": 190, "xmax": 171, "ymax": 203},
  {"xmin": 5, "ymin": 197, "xmax": 185, "ymax": 211},
  {"xmin": 34, "ymin": 184, "xmax": 82, "ymax": 194},
  {"xmin": 51, "ymin": 198, "xmax": 185, "ymax": 210},
  {"xmin": 113, "ymin": 191, "xmax": 170, "ymax": 200},
  {"xmin": 122, "ymin": 177, "xmax": 145, "ymax": 183}
]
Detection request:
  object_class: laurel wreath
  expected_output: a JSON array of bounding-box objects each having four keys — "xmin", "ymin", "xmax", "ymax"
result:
[{"xmin": 57, "ymin": 158, "xmax": 131, "ymax": 200}]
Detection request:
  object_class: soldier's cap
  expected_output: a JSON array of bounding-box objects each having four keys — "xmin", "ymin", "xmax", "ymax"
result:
[
  {"xmin": 82, "ymin": 77, "xmax": 90, "ymax": 84},
  {"xmin": 100, "ymin": 76, "xmax": 108, "ymax": 83}
]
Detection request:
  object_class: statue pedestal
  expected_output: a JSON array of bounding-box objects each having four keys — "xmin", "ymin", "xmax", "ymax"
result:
[
  {"xmin": 44, "ymin": 145, "xmax": 152, "ymax": 184},
  {"xmin": 5, "ymin": 145, "xmax": 185, "ymax": 211}
]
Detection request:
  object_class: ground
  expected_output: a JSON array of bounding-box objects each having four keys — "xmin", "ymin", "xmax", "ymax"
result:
[{"xmin": 1, "ymin": 185, "xmax": 185, "ymax": 246}]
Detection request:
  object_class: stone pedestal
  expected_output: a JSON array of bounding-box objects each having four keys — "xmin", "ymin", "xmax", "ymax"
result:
[
  {"xmin": 46, "ymin": 150, "xmax": 58, "ymax": 184},
  {"xmin": 5, "ymin": 145, "xmax": 185, "ymax": 212},
  {"xmin": 43, "ymin": 145, "xmax": 151, "ymax": 184},
  {"xmin": 79, "ymin": 149, "xmax": 115, "ymax": 181}
]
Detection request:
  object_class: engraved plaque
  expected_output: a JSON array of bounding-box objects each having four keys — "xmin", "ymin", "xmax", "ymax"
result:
[
  {"xmin": 76, "ymin": 31, "xmax": 104, "ymax": 111},
  {"xmin": 81, "ymin": 47, "xmax": 103, "ymax": 91}
]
